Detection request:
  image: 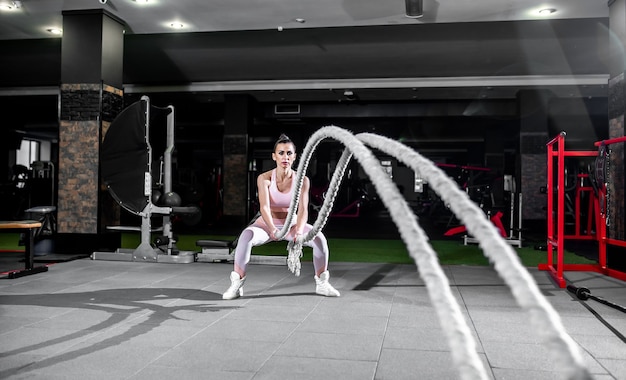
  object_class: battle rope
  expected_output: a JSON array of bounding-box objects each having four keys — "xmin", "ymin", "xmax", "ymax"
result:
[
  {"xmin": 286, "ymin": 148, "xmax": 354, "ymax": 276},
  {"xmin": 567, "ymin": 284, "xmax": 626, "ymax": 314},
  {"xmin": 358, "ymin": 132, "xmax": 591, "ymax": 380},
  {"xmin": 276, "ymin": 126, "xmax": 488, "ymax": 380},
  {"xmin": 275, "ymin": 125, "xmax": 591, "ymax": 379}
]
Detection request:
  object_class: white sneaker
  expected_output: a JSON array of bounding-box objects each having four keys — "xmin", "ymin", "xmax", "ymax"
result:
[
  {"xmin": 222, "ymin": 271, "xmax": 245, "ymax": 300},
  {"xmin": 314, "ymin": 271, "xmax": 340, "ymax": 297}
]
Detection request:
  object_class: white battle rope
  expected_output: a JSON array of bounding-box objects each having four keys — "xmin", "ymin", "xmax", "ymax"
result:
[
  {"xmin": 286, "ymin": 148, "xmax": 354, "ymax": 276},
  {"xmin": 357, "ymin": 133, "xmax": 591, "ymax": 380},
  {"xmin": 277, "ymin": 126, "xmax": 488, "ymax": 379},
  {"xmin": 276, "ymin": 126, "xmax": 591, "ymax": 380}
]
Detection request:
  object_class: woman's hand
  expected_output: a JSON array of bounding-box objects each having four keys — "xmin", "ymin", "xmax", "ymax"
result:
[
  {"xmin": 270, "ymin": 228, "xmax": 280, "ymax": 240},
  {"xmin": 289, "ymin": 226, "xmax": 303, "ymax": 242}
]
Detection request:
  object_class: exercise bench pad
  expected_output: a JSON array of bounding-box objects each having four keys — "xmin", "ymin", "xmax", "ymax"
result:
[{"xmin": 0, "ymin": 220, "xmax": 42, "ymax": 229}]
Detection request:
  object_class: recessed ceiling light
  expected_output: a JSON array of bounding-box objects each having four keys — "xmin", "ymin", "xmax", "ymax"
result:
[
  {"xmin": 0, "ymin": 3, "xmax": 14, "ymax": 11},
  {"xmin": 538, "ymin": 8, "xmax": 556, "ymax": 16},
  {"xmin": 294, "ymin": 18, "xmax": 306, "ymax": 23},
  {"xmin": 170, "ymin": 22, "xmax": 184, "ymax": 29},
  {"xmin": 46, "ymin": 28, "xmax": 63, "ymax": 35},
  {"xmin": 133, "ymin": 0, "xmax": 149, "ymax": 3}
]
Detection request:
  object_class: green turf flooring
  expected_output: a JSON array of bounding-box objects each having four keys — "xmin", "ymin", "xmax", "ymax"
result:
[{"xmin": 123, "ymin": 233, "xmax": 595, "ymax": 267}]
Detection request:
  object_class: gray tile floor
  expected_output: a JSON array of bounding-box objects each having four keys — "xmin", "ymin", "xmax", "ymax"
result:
[{"xmin": 1, "ymin": 258, "xmax": 625, "ymax": 379}]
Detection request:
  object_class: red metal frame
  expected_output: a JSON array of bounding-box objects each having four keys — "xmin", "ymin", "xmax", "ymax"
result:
[
  {"xmin": 444, "ymin": 211, "xmax": 507, "ymax": 237},
  {"xmin": 330, "ymin": 199, "xmax": 361, "ymax": 218},
  {"xmin": 539, "ymin": 132, "xmax": 626, "ymax": 287}
]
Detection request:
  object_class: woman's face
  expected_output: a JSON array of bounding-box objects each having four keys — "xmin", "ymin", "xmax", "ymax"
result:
[{"xmin": 273, "ymin": 142, "xmax": 296, "ymax": 169}]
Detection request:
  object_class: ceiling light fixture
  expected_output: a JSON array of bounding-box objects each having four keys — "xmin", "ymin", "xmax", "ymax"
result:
[
  {"xmin": 170, "ymin": 22, "xmax": 184, "ymax": 29},
  {"xmin": 133, "ymin": 0, "xmax": 149, "ymax": 3},
  {"xmin": 343, "ymin": 89, "xmax": 358, "ymax": 101},
  {"xmin": 46, "ymin": 28, "xmax": 63, "ymax": 35},
  {"xmin": 0, "ymin": 0, "xmax": 21, "ymax": 10},
  {"xmin": 538, "ymin": 8, "xmax": 556, "ymax": 16},
  {"xmin": 405, "ymin": 0, "xmax": 423, "ymax": 19}
]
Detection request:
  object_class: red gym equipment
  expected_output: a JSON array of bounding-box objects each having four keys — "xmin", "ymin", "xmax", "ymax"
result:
[
  {"xmin": 445, "ymin": 211, "xmax": 507, "ymax": 237},
  {"xmin": 540, "ymin": 132, "xmax": 626, "ymax": 287}
]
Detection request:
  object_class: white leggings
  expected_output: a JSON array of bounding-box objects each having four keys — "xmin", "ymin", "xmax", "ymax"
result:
[{"xmin": 233, "ymin": 218, "xmax": 329, "ymax": 274}]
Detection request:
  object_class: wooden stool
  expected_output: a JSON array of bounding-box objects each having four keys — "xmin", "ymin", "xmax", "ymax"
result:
[{"xmin": 0, "ymin": 220, "xmax": 49, "ymax": 279}]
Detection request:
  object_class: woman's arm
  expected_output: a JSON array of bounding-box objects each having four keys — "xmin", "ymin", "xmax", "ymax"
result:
[
  {"xmin": 257, "ymin": 172, "xmax": 278, "ymax": 238},
  {"xmin": 293, "ymin": 176, "xmax": 310, "ymax": 236}
]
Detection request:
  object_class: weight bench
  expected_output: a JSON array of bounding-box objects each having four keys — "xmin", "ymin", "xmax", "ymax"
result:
[
  {"xmin": 0, "ymin": 220, "xmax": 49, "ymax": 279},
  {"xmin": 195, "ymin": 239, "xmax": 287, "ymax": 265},
  {"xmin": 196, "ymin": 239, "xmax": 234, "ymax": 262},
  {"xmin": 195, "ymin": 213, "xmax": 286, "ymax": 265}
]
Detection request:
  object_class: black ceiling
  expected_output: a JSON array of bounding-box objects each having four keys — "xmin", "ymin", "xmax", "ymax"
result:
[{"xmin": 0, "ymin": 17, "xmax": 610, "ymax": 92}]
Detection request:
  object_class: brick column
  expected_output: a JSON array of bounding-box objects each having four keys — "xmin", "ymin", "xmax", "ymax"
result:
[
  {"xmin": 222, "ymin": 95, "xmax": 252, "ymax": 227},
  {"xmin": 517, "ymin": 89, "xmax": 553, "ymax": 221},
  {"xmin": 58, "ymin": 84, "xmax": 123, "ymax": 233},
  {"xmin": 56, "ymin": 9, "xmax": 124, "ymax": 252}
]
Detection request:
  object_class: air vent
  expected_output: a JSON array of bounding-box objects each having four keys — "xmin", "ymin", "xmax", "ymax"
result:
[{"xmin": 274, "ymin": 104, "xmax": 301, "ymax": 115}]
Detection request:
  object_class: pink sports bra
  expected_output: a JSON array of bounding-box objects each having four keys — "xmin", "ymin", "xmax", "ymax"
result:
[{"xmin": 269, "ymin": 169, "xmax": 294, "ymax": 210}]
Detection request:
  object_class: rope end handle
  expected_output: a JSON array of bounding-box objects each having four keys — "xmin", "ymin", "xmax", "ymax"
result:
[{"xmin": 287, "ymin": 239, "xmax": 303, "ymax": 277}]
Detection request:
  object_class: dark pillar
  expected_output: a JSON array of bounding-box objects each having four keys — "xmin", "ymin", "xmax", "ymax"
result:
[
  {"xmin": 484, "ymin": 128, "xmax": 505, "ymax": 173},
  {"xmin": 222, "ymin": 94, "xmax": 252, "ymax": 227},
  {"xmin": 608, "ymin": 0, "xmax": 626, "ymax": 241},
  {"xmin": 57, "ymin": 10, "xmax": 124, "ymax": 252},
  {"xmin": 517, "ymin": 89, "xmax": 554, "ymax": 221}
]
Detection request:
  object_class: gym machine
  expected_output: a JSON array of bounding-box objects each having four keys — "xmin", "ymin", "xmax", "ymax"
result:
[
  {"xmin": 92, "ymin": 96, "xmax": 197, "ymax": 263},
  {"xmin": 540, "ymin": 132, "xmax": 626, "ymax": 287},
  {"xmin": 463, "ymin": 175, "xmax": 523, "ymax": 248}
]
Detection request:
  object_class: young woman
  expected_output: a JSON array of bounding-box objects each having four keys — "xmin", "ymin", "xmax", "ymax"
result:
[{"xmin": 222, "ymin": 134, "xmax": 340, "ymax": 300}]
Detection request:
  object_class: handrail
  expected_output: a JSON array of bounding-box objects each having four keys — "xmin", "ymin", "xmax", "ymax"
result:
[
  {"xmin": 546, "ymin": 131, "xmax": 566, "ymax": 146},
  {"xmin": 594, "ymin": 135, "xmax": 626, "ymax": 147}
]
